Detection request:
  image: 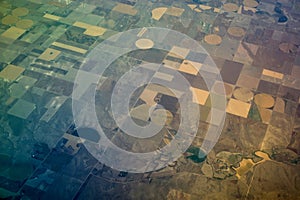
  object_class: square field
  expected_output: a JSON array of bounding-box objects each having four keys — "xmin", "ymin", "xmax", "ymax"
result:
[
  {"xmin": 0, "ymin": 64, "xmax": 25, "ymax": 81},
  {"xmin": 8, "ymin": 99, "xmax": 36, "ymax": 119}
]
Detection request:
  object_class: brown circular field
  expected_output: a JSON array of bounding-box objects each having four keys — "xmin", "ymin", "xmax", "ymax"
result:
[
  {"xmin": 254, "ymin": 93, "xmax": 275, "ymax": 108},
  {"xmin": 12, "ymin": 7, "xmax": 29, "ymax": 17},
  {"xmin": 233, "ymin": 87, "xmax": 254, "ymax": 102},
  {"xmin": 228, "ymin": 26, "xmax": 246, "ymax": 37},
  {"xmin": 204, "ymin": 34, "xmax": 222, "ymax": 45},
  {"xmin": 1, "ymin": 15, "xmax": 18, "ymax": 25},
  {"xmin": 16, "ymin": 19, "xmax": 33, "ymax": 29},
  {"xmin": 223, "ymin": 3, "xmax": 239, "ymax": 12},
  {"xmin": 243, "ymin": 0, "xmax": 259, "ymax": 8}
]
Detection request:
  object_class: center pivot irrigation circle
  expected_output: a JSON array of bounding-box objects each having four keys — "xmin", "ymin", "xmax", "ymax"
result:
[{"xmin": 72, "ymin": 27, "xmax": 227, "ymax": 173}]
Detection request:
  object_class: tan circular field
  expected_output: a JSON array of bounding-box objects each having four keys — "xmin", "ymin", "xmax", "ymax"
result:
[
  {"xmin": 135, "ymin": 38, "xmax": 154, "ymax": 49},
  {"xmin": 204, "ymin": 34, "xmax": 222, "ymax": 45},
  {"xmin": 254, "ymin": 93, "xmax": 275, "ymax": 108},
  {"xmin": 233, "ymin": 87, "xmax": 254, "ymax": 102},
  {"xmin": 12, "ymin": 7, "xmax": 29, "ymax": 17},
  {"xmin": 16, "ymin": 19, "xmax": 33, "ymax": 29},
  {"xmin": 1, "ymin": 15, "xmax": 18, "ymax": 25},
  {"xmin": 228, "ymin": 26, "xmax": 246, "ymax": 37},
  {"xmin": 223, "ymin": 3, "xmax": 239, "ymax": 12},
  {"xmin": 243, "ymin": 0, "xmax": 259, "ymax": 8}
]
